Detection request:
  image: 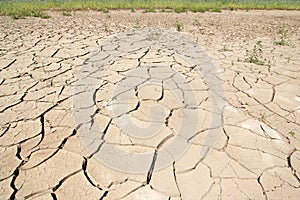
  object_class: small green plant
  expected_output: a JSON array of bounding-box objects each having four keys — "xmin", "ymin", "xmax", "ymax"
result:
[
  {"xmin": 101, "ymin": 8, "xmax": 109, "ymax": 13},
  {"xmin": 62, "ymin": 11, "xmax": 71, "ymax": 16},
  {"xmin": 175, "ymin": 21, "xmax": 183, "ymax": 32},
  {"xmin": 32, "ymin": 11, "xmax": 50, "ymax": 19},
  {"xmin": 131, "ymin": 7, "xmax": 135, "ymax": 12},
  {"xmin": 289, "ymin": 131, "xmax": 296, "ymax": 138},
  {"xmin": 11, "ymin": 11, "xmax": 30, "ymax": 19},
  {"xmin": 143, "ymin": 8, "xmax": 157, "ymax": 13},
  {"xmin": 1, "ymin": 0, "xmax": 300, "ymax": 19},
  {"xmin": 244, "ymin": 41, "xmax": 270, "ymax": 66},
  {"xmin": 260, "ymin": 111, "xmax": 267, "ymax": 122},
  {"xmin": 161, "ymin": 9, "xmax": 173, "ymax": 13},
  {"xmin": 189, "ymin": 7, "xmax": 207, "ymax": 13},
  {"xmin": 274, "ymin": 28, "xmax": 289, "ymax": 46},
  {"xmin": 211, "ymin": 8, "xmax": 222, "ymax": 12},
  {"xmin": 173, "ymin": 7, "xmax": 187, "ymax": 13}
]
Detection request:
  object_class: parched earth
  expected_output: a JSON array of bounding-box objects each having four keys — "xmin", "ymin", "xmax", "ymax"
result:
[{"xmin": 0, "ymin": 10, "xmax": 300, "ymax": 200}]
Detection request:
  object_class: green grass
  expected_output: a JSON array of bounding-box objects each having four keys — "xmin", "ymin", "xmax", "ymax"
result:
[
  {"xmin": 0, "ymin": 0, "xmax": 300, "ymax": 19},
  {"xmin": 244, "ymin": 40, "xmax": 271, "ymax": 66},
  {"xmin": 31, "ymin": 10, "xmax": 51, "ymax": 18},
  {"xmin": 143, "ymin": 8, "xmax": 157, "ymax": 13},
  {"xmin": 173, "ymin": 7, "xmax": 187, "ymax": 13},
  {"xmin": 62, "ymin": 11, "xmax": 72, "ymax": 16},
  {"xmin": 274, "ymin": 28, "xmax": 290, "ymax": 46},
  {"xmin": 161, "ymin": 9, "xmax": 173, "ymax": 13},
  {"xmin": 211, "ymin": 7, "xmax": 222, "ymax": 12}
]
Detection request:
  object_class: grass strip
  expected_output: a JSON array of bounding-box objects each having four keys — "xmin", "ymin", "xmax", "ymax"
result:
[{"xmin": 0, "ymin": 0, "xmax": 299, "ymax": 19}]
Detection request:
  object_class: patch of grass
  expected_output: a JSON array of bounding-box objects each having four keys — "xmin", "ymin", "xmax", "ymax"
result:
[
  {"xmin": 11, "ymin": 11, "xmax": 31, "ymax": 19},
  {"xmin": 10, "ymin": 11, "xmax": 51, "ymax": 19},
  {"xmin": 143, "ymin": 8, "xmax": 157, "ymax": 13},
  {"xmin": 62, "ymin": 11, "xmax": 71, "ymax": 16},
  {"xmin": 131, "ymin": 7, "xmax": 135, "ymax": 13},
  {"xmin": 103, "ymin": 8, "xmax": 109, "ymax": 13},
  {"xmin": 211, "ymin": 8, "xmax": 222, "ymax": 12},
  {"xmin": 189, "ymin": 7, "xmax": 207, "ymax": 13},
  {"xmin": 274, "ymin": 28, "xmax": 290, "ymax": 46},
  {"xmin": 10, "ymin": 10, "xmax": 50, "ymax": 19},
  {"xmin": 173, "ymin": 7, "xmax": 187, "ymax": 13},
  {"xmin": 175, "ymin": 21, "xmax": 183, "ymax": 32},
  {"xmin": 32, "ymin": 11, "xmax": 50, "ymax": 19},
  {"xmin": 244, "ymin": 41, "xmax": 271, "ymax": 66},
  {"xmin": 161, "ymin": 9, "xmax": 173, "ymax": 13},
  {"xmin": 0, "ymin": 0, "xmax": 300, "ymax": 19}
]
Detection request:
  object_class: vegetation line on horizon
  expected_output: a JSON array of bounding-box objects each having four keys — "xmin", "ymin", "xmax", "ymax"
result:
[{"xmin": 0, "ymin": 0, "xmax": 300, "ymax": 19}]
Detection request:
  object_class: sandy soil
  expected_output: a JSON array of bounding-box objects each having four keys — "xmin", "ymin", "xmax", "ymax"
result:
[{"xmin": 0, "ymin": 10, "xmax": 299, "ymax": 199}]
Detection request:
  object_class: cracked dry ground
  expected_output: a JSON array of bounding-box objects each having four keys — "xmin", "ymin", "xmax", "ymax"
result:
[{"xmin": 0, "ymin": 10, "xmax": 300, "ymax": 200}]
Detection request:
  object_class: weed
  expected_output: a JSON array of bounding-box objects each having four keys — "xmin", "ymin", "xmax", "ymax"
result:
[
  {"xmin": 211, "ymin": 8, "xmax": 222, "ymax": 12},
  {"xmin": 131, "ymin": 7, "xmax": 135, "ymax": 13},
  {"xmin": 289, "ymin": 131, "xmax": 296, "ymax": 138},
  {"xmin": 173, "ymin": 7, "xmax": 187, "ymax": 13},
  {"xmin": 274, "ymin": 28, "xmax": 290, "ymax": 46},
  {"xmin": 32, "ymin": 11, "xmax": 50, "ymax": 19},
  {"xmin": 101, "ymin": 8, "xmax": 109, "ymax": 13},
  {"xmin": 11, "ymin": 11, "xmax": 30, "ymax": 19},
  {"xmin": 161, "ymin": 9, "xmax": 173, "ymax": 13},
  {"xmin": 1, "ymin": 0, "xmax": 300, "ymax": 19},
  {"xmin": 143, "ymin": 8, "xmax": 157, "ymax": 13},
  {"xmin": 260, "ymin": 111, "xmax": 267, "ymax": 122},
  {"xmin": 189, "ymin": 7, "xmax": 207, "ymax": 13},
  {"xmin": 62, "ymin": 11, "xmax": 71, "ymax": 16},
  {"xmin": 175, "ymin": 21, "xmax": 183, "ymax": 32},
  {"xmin": 244, "ymin": 41, "xmax": 270, "ymax": 66}
]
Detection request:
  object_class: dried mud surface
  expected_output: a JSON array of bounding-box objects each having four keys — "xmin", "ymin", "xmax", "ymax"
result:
[{"xmin": 0, "ymin": 10, "xmax": 300, "ymax": 200}]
